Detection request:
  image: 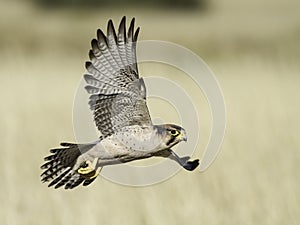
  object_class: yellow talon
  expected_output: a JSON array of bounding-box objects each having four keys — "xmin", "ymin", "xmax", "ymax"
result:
[
  {"xmin": 78, "ymin": 167, "xmax": 93, "ymax": 174},
  {"xmin": 78, "ymin": 160, "xmax": 93, "ymax": 174},
  {"xmin": 78, "ymin": 158, "xmax": 101, "ymax": 179},
  {"xmin": 89, "ymin": 167, "xmax": 102, "ymax": 179}
]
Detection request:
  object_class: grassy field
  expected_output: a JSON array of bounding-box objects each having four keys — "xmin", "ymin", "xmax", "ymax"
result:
[{"xmin": 1, "ymin": 0, "xmax": 300, "ymax": 224}]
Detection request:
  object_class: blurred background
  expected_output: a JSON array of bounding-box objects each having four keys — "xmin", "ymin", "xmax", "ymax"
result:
[{"xmin": 1, "ymin": 0, "xmax": 300, "ymax": 224}]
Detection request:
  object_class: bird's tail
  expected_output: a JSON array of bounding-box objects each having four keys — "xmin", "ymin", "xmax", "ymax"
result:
[{"xmin": 41, "ymin": 142, "xmax": 97, "ymax": 189}]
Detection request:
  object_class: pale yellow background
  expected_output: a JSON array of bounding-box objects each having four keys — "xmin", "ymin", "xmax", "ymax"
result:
[{"xmin": 1, "ymin": 0, "xmax": 299, "ymax": 224}]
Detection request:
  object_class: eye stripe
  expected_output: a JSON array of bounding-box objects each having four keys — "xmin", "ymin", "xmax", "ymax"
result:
[{"xmin": 166, "ymin": 135, "xmax": 176, "ymax": 146}]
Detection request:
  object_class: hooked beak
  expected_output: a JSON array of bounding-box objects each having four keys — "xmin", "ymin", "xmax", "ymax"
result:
[{"xmin": 180, "ymin": 130, "xmax": 187, "ymax": 142}]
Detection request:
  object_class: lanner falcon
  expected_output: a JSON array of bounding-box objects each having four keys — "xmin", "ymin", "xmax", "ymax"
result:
[{"xmin": 41, "ymin": 16, "xmax": 199, "ymax": 189}]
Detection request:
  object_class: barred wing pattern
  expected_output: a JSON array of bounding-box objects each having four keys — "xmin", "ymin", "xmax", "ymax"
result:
[{"xmin": 84, "ymin": 17, "xmax": 152, "ymax": 137}]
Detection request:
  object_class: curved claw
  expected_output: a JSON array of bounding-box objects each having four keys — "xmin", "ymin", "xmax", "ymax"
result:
[
  {"xmin": 78, "ymin": 158, "xmax": 101, "ymax": 179},
  {"xmin": 183, "ymin": 159, "xmax": 199, "ymax": 171}
]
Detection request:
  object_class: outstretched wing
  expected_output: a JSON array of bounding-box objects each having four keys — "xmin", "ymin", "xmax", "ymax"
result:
[{"xmin": 84, "ymin": 16, "xmax": 152, "ymax": 137}]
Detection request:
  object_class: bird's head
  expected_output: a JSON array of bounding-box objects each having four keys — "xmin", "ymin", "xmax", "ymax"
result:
[{"xmin": 154, "ymin": 124, "xmax": 187, "ymax": 149}]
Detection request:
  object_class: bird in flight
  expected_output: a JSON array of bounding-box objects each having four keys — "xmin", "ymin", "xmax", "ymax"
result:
[{"xmin": 41, "ymin": 16, "xmax": 199, "ymax": 189}]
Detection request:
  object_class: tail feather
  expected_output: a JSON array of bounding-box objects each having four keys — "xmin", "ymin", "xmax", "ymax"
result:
[
  {"xmin": 41, "ymin": 165, "xmax": 65, "ymax": 182},
  {"xmin": 65, "ymin": 174, "xmax": 85, "ymax": 190},
  {"xmin": 83, "ymin": 177, "xmax": 97, "ymax": 186},
  {"xmin": 60, "ymin": 142, "xmax": 78, "ymax": 147},
  {"xmin": 41, "ymin": 142, "xmax": 98, "ymax": 189},
  {"xmin": 48, "ymin": 167, "xmax": 72, "ymax": 187},
  {"xmin": 54, "ymin": 171, "xmax": 74, "ymax": 189}
]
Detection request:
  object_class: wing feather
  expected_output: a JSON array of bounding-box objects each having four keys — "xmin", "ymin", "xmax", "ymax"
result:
[
  {"xmin": 83, "ymin": 17, "xmax": 152, "ymax": 136},
  {"xmin": 107, "ymin": 20, "xmax": 124, "ymax": 69},
  {"xmin": 96, "ymin": 29, "xmax": 120, "ymax": 74},
  {"xmin": 83, "ymin": 17, "xmax": 152, "ymax": 137},
  {"xmin": 117, "ymin": 17, "xmax": 129, "ymax": 68},
  {"xmin": 126, "ymin": 18, "xmax": 136, "ymax": 74}
]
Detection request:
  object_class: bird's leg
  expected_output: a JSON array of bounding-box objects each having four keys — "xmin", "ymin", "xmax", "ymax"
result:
[
  {"xmin": 167, "ymin": 149, "xmax": 199, "ymax": 171},
  {"xmin": 78, "ymin": 158, "xmax": 101, "ymax": 179}
]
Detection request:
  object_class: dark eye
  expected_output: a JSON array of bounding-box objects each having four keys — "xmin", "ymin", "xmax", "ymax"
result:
[{"xmin": 170, "ymin": 129, "xmax": 179, "ymax": 136}]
